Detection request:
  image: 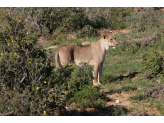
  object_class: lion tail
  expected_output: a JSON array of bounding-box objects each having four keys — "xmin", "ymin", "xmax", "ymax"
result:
[{"xmin": 55, "ymin": 49, "xmax": 61, "ymax": 69}]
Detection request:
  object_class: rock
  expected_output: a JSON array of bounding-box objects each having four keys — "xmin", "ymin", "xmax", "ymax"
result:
[
  {"xmin": 156, "ymin": 79, "xmax": 161, "ymax": 84},
  {"xmin": 116, "ymin": 99, "xmax": 120, "ymax": 103},
  {"xmin": 65, "ymin": 106, "xmax": 69, "ymax": 111}
]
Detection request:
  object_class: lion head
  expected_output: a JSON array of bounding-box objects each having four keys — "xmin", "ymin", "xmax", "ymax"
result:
[{"xmin": 101, "ymin": 32, "xmax": 118, "ymax": 50}]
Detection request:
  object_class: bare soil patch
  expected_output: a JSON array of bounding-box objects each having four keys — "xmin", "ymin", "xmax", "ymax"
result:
[
  {"xmin": 98, "ymin": 28, "xmax": 130, "ymax": 35},
  {"xmin": 66, "ymin": 33, "xmax": 84, "ymax": 40},
  {"xmin": 105, "ymin": 91, "xmax": 134, "ymax": 108},
  {"xmin": 45, "ymin": 45, "xmax": 57, "ymax": 49},
  {"xmin": 133, "ymin": 59, "xmax": 142, "ymax": 62},
  {"xmin": 37, "ymin": 36, "xmax": 51, "ymax": 43},
  {"xmin": 112, "ymin": 29, "xmax": 130, "ymax": 35},
  {"xmin": 131, "ymin": 76, "xmax": 138, "ymax": 82}
]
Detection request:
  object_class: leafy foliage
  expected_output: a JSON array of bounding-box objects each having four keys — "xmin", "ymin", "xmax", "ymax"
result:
[
  {"xmin": 140, "ymin": 50, "xmax": 164, "ymax": 78},
  {"xmin": 117, "ymin": 85, "xmax": 137, "ymax": 94},
  {"xmin": 128, "ymin": 110, "xmax": 148, "ymax": 116},
  {"xmin": 67, "ymin": 63, "xmax": 93, "ymax": 95},
  {"xmin": 126, "ymin": 43, "xmax": 141, "ymax": 54},
  {"xmin": 144, "ymin": 85, "xmax": 164, "ymax": 102},
  {"xmin": 76, "ymin": 25, "xmax": 100, "ymax": 38},
  {"xmin": 100, "ymin": 74, "xmax": 117, "ymax": 84},
  {"xmin": 153, "ymin": 7, "xmax": 163, "ymax": 10},
  {"xmin": 0, "ymin": 10, "xmax": 71, "ymax": 116},
  {"xmin": 68, "ymin": 86, "xmax": 108, "ymax": 109}
]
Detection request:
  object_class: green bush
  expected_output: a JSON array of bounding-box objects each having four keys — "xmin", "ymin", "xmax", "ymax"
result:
[
  {"xmin": 128, "ymin": 93, "xmax": 144, "ymax": 101},
  {"xmin": 126, "ymin": 43, "xmax": 141, "ymax": 54},
  {"xmin": 139, "ymin": 10, "xmax": 158, "ymax": 32},
  {"xmin": 153, "ymin": 7, "xmax": 163, "ymax": 10},
  {"xmin": 0, "ymin": 11, "xmax": 71, "ymax": 116},
  {"xmin": 76, "ymin": 25, "xmax": 100, "ymax": 38},
  {"xmin": 117, "ymin": 85, "xmax": 137, "ymax": 94},
  {"xmin": 68, "ymin": 63, "xmax": 94, "ymax": 95},
  {"xmin": 84, "ymin": 7, "xmax": 133, "ymax": 29},
  {"xmin": 0, "ymin": 7, "xmax": 87, "ymax": 35},
  {"xmin": 0, "ymin": 7, "xmax": 134, "ymax": 37},
  {"xmin": 128, "ymin": 110, "xmax": 148, "ymax": 116},
  {"xmin": 60, "ymin": 63, "xmax": 109, "ymax": 110},
  {"xmin": 68, "ymin": 38, "xmax": 82, "ymax": 45},
  {"xmin": 100, "ymin": 74, "xmax": 117, "ymax": 84},
  {"xmin": 153, "ymin": 33, "xmax": 164, "ymax": 51},
  {"xmin": 108, "ymin": 7, "xmax": 133, "ymax": 29},
  {"xmin": 124, "ymin": 9, "xmax": 159, "ymax": 32},
  {"xmin": 68, "ymin": 85, "xmax": 108, "ymax": 109},
  {"xmin": 144, "ymin": 85, "xmax": 164, "ymax": 102},
  {"xmin": 140, "ymin": 50, "xmax": 164, "ymax": 78},
  {"xmin": 129, "ymin": 84, "xmax": 164, "ymax": 103},
  {"xmin": 50, "ymin": 34, "xmax": 67, "ymax": 45}
]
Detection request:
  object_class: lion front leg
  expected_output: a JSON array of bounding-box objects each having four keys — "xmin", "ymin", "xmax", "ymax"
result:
[
  {"xmin": 99, "ymin": 62, "xmax": 103, "ymax": 78},
  {"xmin": 93, "ymin": 64, "xmax": 101, "ymax": 85}
]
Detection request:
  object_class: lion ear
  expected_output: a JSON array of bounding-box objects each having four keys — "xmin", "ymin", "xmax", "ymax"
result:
[{"xmin": 102, "ymin": 33, "xmax": 107, "ymax": 39}]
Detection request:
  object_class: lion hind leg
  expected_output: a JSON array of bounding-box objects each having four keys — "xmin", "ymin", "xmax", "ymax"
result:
[
  {"xmin": 93, "ymin": 64, "xmax": 101, "ymax": 85},
  {"xmin": 59, "ymin": 51, "xmax": 72, "ymax": 66}
]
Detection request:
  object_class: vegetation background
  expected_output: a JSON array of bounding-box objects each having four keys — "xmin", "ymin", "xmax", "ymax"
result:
[{"xmin": 1, "ymin": 7, "xmax": 164, "ymax": 116}]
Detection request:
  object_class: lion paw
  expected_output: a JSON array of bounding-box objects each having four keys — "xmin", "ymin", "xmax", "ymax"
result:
[{"xmin": 93, "ymin": 81, "xmax": 101, "ymax": 85}]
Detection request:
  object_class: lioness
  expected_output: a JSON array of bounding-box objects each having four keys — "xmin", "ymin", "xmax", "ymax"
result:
[{"xmin": 55, "ymin": 32, "xmax": 118, "ymax": 85}]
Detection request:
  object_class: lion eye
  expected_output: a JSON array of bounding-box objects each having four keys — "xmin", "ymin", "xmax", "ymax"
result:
[{"xmin": 111, "ymin": 39, "xmax": 113, "ymax": 40}]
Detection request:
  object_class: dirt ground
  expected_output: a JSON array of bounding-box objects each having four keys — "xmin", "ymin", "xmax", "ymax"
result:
[
  {"xmin": 45, "ymin": 45, "xmax": 57, "ymax": 49},
  {"xmin": 37, "ymin": 36, "xmax": 51, "ymax": 43}
]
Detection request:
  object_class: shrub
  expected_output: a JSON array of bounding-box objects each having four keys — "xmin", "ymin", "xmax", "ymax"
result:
[
  {"xmin": 143, "ymin": 85, "xmax": 164, "ymax": 102},
  {"xmin": 126, "ymin": 43, "xmax": 141, "ymax": 54},
  {"xmin": 67, "ymin": 38, "xmax": 82, "ymax": 45},
  {"xmin": 153, "ymin": 33, "xmax": 164, "ymax": 51},
  {"xmin": 68, "ymin": 63, "xmax": 94, "ymax": 95},
  {"xmin": 0, "ymin": 7, "xmax": 87, "ymax": 35},
  {"xmin": 67, "ymin": 85, "xmax": 108, "ymax": 109},
  {"xmin": 140, "ymin": 50, "xmax": 164, "ymax": 78},
  {"xmin": 84, "ymin": 7, "xmax": 133, "ymax": 29},
  {"xmin": 117, "ymin": 85, "xmax": 137, "ymax": 94},
  {"xmin": 50, "ymin": 34, "xmax": 67, "ymax": 45},
  {"xmin": 153, "ymin": 7, "xmax": 163, "ymax": 10},
  {"xmin": 128, "ymin": 93, "xmax": 144, "ymax": 101},
  {"xmin": 129, "ymin": 84, "xmax": 164, "ymax": 103},
  {"xmin": 76, "ymin": 25, "xmax": 100, "ymax": 38},
  {"xmin": 0, "ymin": 7, "xmax": 134, "ymax": 37},
  {"xmin": 0, "ymin": 11, "xmax": 71, "ymax": 116},
  {"xmin": 108, "ymin": 7, "xmax": 133, "ymax": 29},
  {"xmin": 124, "ymin": 9, "xmax": 161, "ymax": 50},
  {"xmin": 59, "ymin": 63, "xmax": 110, "ymax": 110},
  {"xmin": 100, "ymin": 74, "xmax": 117, "ymax": 84},
  {"xmin": 128, "ymin": 110, "xmax": 148, "ymax": 116}
]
